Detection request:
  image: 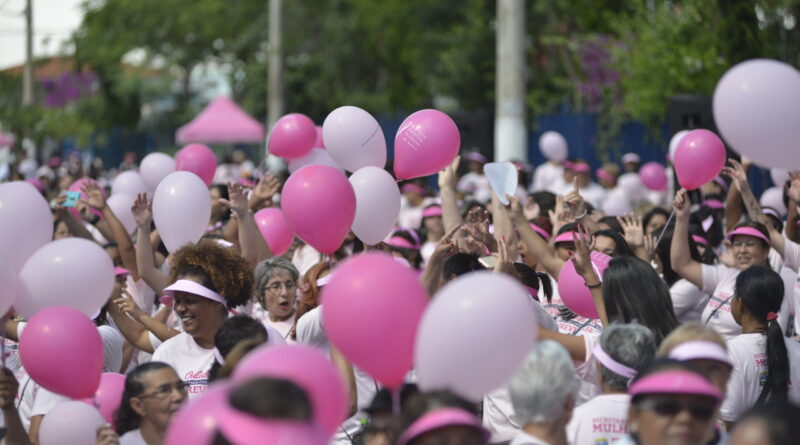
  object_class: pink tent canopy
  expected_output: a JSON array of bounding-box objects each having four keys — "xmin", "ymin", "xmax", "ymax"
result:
[
  {"xmin": 0, "ymin": 131, "xmax": 14, "ymax": 147},
  {"xmin": 176, "ymin": 96, "xmax": 265, "ymax": 144}
]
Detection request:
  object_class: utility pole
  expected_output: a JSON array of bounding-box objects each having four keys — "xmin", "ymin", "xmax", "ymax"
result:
[
  {"xmin": 494, "ymin": 0, "xmax": 527, "ymax": 162},
  {"xmin": 22, "ymin": 0, "xmax": 34, "ymax": 106},
  {"xmin": 267, "ymin": 0, "xmax": 283, "ymax": 131}
]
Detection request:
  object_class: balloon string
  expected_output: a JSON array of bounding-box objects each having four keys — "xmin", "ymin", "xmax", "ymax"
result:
[
  {"xmin": 392, "ymin": 385, "xmax": 401, "ymax": 416},
  {"xmin": 0, "ymin": 315, "xmax": 6, "ymax": 369},
  {"xmin": 654, "ymin": 210, "xmax": 676, "ymax": 251}
]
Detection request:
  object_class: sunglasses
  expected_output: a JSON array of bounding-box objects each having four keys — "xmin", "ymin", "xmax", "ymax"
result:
[{"xmin": 636, "ymin": 398, "xmax": 716, "ymax": 421}]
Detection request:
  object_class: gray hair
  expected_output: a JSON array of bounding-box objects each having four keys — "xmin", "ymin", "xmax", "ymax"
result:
[
  {"xmin": 600, "ymin": 322, "xmax": 656, "ymax": 391},
  {"xmin": 508, "ymin": 340, "xmax": 580, "ymax": 425},
  {"xmin": 254, "ymin": 257, "xmax": 299, "ymax": 293}
]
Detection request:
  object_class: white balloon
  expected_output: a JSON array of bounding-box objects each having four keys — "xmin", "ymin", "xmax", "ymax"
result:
[
  {"xmin": 349, "ymin": 167, "xmax": 401, "ymax": 245},
  {"xmin": 0, "ymin": 181, "xmax": 53, "ymax": 273},
  {"xmin": 152, "ymin": 171, "xmax": 211, "ymax": 253},
  {"xmin": 771, "ymin": 168, "xmax": 789, "ymax": 187},
  {"xmin": 668, "ymin": 130, "xmax": 689, "ymax": 162},
  {"xmin": 713, "ymin": 59, "xmax": 800, "ymax": 169},
  {"xmin": 760, "ymin": 186, "xmax": 787, "ymax": 216},
  {"xmin": 322, "ymin": 106, "xmax": 387, "ymax": 172},
  {"xmin": 140, "ymin": 152, "xmax": 176, "ymax": 192},
  {"xmin": 539, "ymin": 131, "xmax": 568, "ymax": 163},
  {"xmin": 111, "ymin": 171, "xmax": 147, "ymax": 197},
  {"xmin": 39, "ymin": 401, "xmax": 105, "ymax": 445},
  {"xmin": 288, "ymin": 148, "xmax": 344, "ymax": 174},
  {"xmin": 107, "ymin": 193, "xmax": 136, "ymax": 234}
]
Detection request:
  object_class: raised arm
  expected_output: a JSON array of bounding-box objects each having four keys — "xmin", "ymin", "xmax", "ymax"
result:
[
  {"xmin": 132, "ymin": 194, "xmax": 169, "ymax": 294},
  {"xmin": 724, "ymin": 158, "xmax": 751, "ymax": 233},
  {"xmin": 220, "ymin": 182, "xmax": 272, "ymax": 266},
  {"xmin": 438, "ymin": 156, "xmax": 463, "ymax": 233},
  {"xmin": 82, "ymin": 181, "xmax": 140, "ymax": 280},
  {"xmin": 53, "ymin": 194, "xmax": 95, "ymax": 240},
  {"xmin": 420, "ymin": 224, "xmax": 460, "ymax": 296},
  {"xmin": 785, "ymin": 172, "xmax": 800, "ymax": 243},
  {"xmin": 723, "ymin": 158, "xmax": 764, "ymax": 224},
  {"xmin": 670, "ymin": 189, "xmax": 703, "ymax": 288},
  {"xmin": 506, "ymin": 194, "xmax": 566, "ymax": 278},
  {"xmin": 571, "ymin": 225, "xmax": 607, "ymax": 326},
  {"xmin": 564, "ymin": 177, "xmax": 600, "ymax": 234}
]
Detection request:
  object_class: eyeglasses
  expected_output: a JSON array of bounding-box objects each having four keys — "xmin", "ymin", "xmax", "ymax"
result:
[
  {"xmin": 264, "ymin": 281, "xmax": 297, "ymax": 293},
  {"xmin": 138, "ymin": 381, "xmax": 189, "ymax": 400},
  {"xmin": 636, "ymin": 398, "xmax": 716, "ymax": 421}
]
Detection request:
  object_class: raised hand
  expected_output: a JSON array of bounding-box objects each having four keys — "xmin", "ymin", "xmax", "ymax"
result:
[
  {"xmin": 786, "ymin": 171, "xmax": 800, "ymax": 203},
  {"xmin": 549, "ymin": 195, "xmax": 573, "ymax": 235},
  {"xmin": 493, "ymin": 236, "xmax": 516, "ymax": 276},
  {"xmin": 251, "ymin": 172, "xmax": 281, "ymax": 206},
  {"xmin": 618, "ymin": 214, "xmax": 645, "ymax": 249},
  {"xmin": 80, "ymin": 180, "xmax": 107, "ymax": 211},
  {"xmin": 131, "ymin": 193, "xmax": 152, "ymax": 229},
  {"xmin": 220, "ymin": 182, "xmax": 249, "ymax": 216},
  {"xmin": 673, "ymin": 188, "xmax": 690, "ymax": 219},
  {"xmin": 438, "ymin": 156, "xmax": 461, "ymax": 190},
  {"xmin": 114, "ymin": 287, "xmax": 146, "ymax": 321},
  {"xmin": 643, "ymin": 233, "xmax": 657, "ymax": 262},
  {"xmin": 504, "ymin": 194, "xmax": 526, "ymax": 224},
  {"xmin": 564, "ymin": 177, "xmax": 586, "ymax": 218},
  {"xmin": 431, "ymin": 223, "xmax": 461, "ymax": 263},
  {"xmin": 722, "ymin": 158, "xmax": 749, "ymax": 192},
  {"xmin": 571, "ymin": 224, "xmax": 597, "ymax": 282}
]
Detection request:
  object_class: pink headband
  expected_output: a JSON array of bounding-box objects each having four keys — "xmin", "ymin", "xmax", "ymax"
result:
[
  {"xmin": 596, "ymin": 169, "xmax": 615, "ymax": 183},
  {"xmin": 726, "ymin": 227, "xmax": 770, "ymax": 245},
  {"xmin": 524, "ymin": 285, "xmax": 539, "ymax": 301},
  {"xmin": 315, "ymin": 273, "xmax": 332, "ymax": 287},
  {"xmin": 398, "ymin": 408, "xmax": 489, "ymax": 445},
  {"xmin": 114, "ymin": 266, "xmax": 130, "ymax": 276},
  {"xmin": 668, "ymin": 341, "xmax": 732, "ymax": 367},
  {"xmin": 422, "ymin": 206, "xmax": 443, "ymax": 218},
  {"xmin": 629, "ymin": 370, "xmax": 723, "ymax": 401},
  {"xmin": 702, "ymin": 199, "xmax": 725, "ymax": 210},
  {"xmin": 713, "ymin": 176, "xmax": 729, "ymax": 192},
  {"xmin": 387, "ymin": 236, "xmax": 418, "ymax": 250},
  {"xmin": 529, "ymin": 223, "xmax": 552, "ymax": 241},
  {"xmin": 691, "ymin": 235, "xmax": 708, "ymax": 246},
  {"xmin": 573, "ymin": 163, "xmax": 591, "ymax": 173},
  {"xmin": 401, "ymin": 184, "xmax": 426, "ymax": 195},
  {"xmin": 593, "ymin": 344, "xmax": 637, "ymax": 380},
  {"xmin": 163, "ymin": 279, "xmax": 227, "ymax": 305}
]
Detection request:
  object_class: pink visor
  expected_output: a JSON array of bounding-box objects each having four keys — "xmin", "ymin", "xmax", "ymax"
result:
[
  {"xmin": 629, "ymin": 370, "xmax": 723, "ymax": 401},
  {"xmin": 422, "ymin": 206, "xmax": 443, "ymax": 218},
  {"xmin": 691, "ymin": 235, "xmax": 708, "ymax": 246},
  {"xmin": 554, "ymin": 231, "xmax": 586, "ymax": 244},
  {"xmin": 726, "ymin": 227, "xmax": 770, "ymax": 244},
  {"xmin": 217, "ymin": 403, "xmax": 328, "ymax": 445},
  {"xmin": 529, "ymin": 223, "xmax": 551, "ymax": 241},
  {"xmin": 466, "ymin": 152, "xmax": 487, "ymax": 163},
  {"xmin": 163, "ymin": 279, "xmax": 226, "ymax": 305},
  {"xmin": 398, "ymin": 408, "xmax": 490, "ymax": 445},
  {"xmin": 401, "ymin": 184, "xmax": 427, "ymax": 195},
  {"xmin": 702, "ymin": 199, "xmax": 725, "ymax": 210},
  {"xmin": 387, "ymin": 236, "xmax": 418, "ymax": 250},
  {"xmin": 596, "ymin": 169, "xmax": 615, "ymax": 183},
  {"xmin": 114, "ymin": 266, "xmax": 130, "ymax": 276},
  {"xmin": 563, "ymin": 161, "xmax": 575, "ymax": 170},
  {"xmin": 668, "ymin": 341, "xmax": 732, "ymax": 367},
  {"xmin": 573, "ymin": 163, "xmax": 591, "ymax": 173}
]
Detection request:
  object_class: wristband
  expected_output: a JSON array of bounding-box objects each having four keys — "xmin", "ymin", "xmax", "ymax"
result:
[
  {"xmin": 575, "ymin": 208, "xmax": 587, "ymax": 219},
  {"xmin": 584, "ymin": 281, "xmax": 601, "ymax": 289}
]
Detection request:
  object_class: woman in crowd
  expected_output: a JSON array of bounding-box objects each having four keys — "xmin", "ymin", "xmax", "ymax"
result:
[
  {"xmin": 208, "ymin": 315, "xmax": 269, "ymax": 382},
  {"xmin": 419, "ymin": 204, "xmax": 444, "ymax": 265},
  {"xmin": 251, "ymin": 257, "xmax": 300, "ymax": 340},
  {"xmin": 654, "ymin": 226, "xmax": 711, "ymax": 322},
  {"xmin": 728, "ymin": 400, "xmax": 800, "ymax": 445}
]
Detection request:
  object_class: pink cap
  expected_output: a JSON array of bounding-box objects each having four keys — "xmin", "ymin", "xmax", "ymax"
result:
[
  {"xmin": 114, "ymin": 266, "xmax": 130, "ymax": 276},
  {"xmin": 563, "ymin": 161, "xmax": 575, "ymax": 170},
  {"xmin": 668, "ymin": 341, "xmax": 732, "ymax": 367},
  {"xmin": 572, "ymin": 162, "xmax": 591, "ymax": 173},
  {"xmin": 702, "ymin": 199, "xmax": 725, "ymax": 210},
  {"xmin": 529, "ymin": 223, "xmax": 552, "ymax": 241},
  {"xmin": 163, "ymin": 279, "xmax": 226, "ymax": 305},
  {"xmin": 398, "ymin": 408, "xmax": 489, "ymax": 445},
  {"xmin": 726, "ymin": 227, "xmax": 770, "ymax": 245},
  {"xmin": 387, "ymin": 236, "xmax": 418, "ymax": 250},
  {"xmin": 691, "ymin": 235, "xmax": 708, "ymax": 246},
  {"xmin": 629, "ymin": 370, "xmax": 723, "ymax": 401},
  {"xmin": 422, "ymin": 206, "xmax": 443, "ymax": 218},
  {"xmin": 401, "ymin": 184, "xmax": 427, "ymax": 196}
]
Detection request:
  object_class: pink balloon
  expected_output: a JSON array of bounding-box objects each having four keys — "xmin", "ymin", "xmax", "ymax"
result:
[
  {"xmin": 0, "ymin": 258, "xmax": 16, "ymax": 315},
  {"xmin": 80, "ymin": 373, "xmax": 125, "ymax": 424},
  {"xmin": 19, "ymin": 306, "xmax": 103, "ymax": 399},
  {"xmin": 0, "ymin": 181, "xmax": 52, "ymax": 274},
  {"xmin": 557, "ymin": 252, "xmax": 612, "ymax": 319},
  {"xmin": 315, "ymin": 126, "xmax": 325, "ymax": 149},
  {"xmin": 674, "ymin": 129, "xmax": 726, "ymax": 191},
  {"xmin": 26, "ymin": 177, "xmax": 45, "ymax": 193},
  {"xmin": 67, "ymin": 178, "xmax": 106, "ymax": 220},
  {"xmin": 232, "ymin": 344, "xmax": 348, "ymax": 438},
  {"xmin": 165, "ymin": 381, "xmax": 231, "ymax": 445},
  {"xmin": 39, "ymin": 401, "xmax": 106, "ymax": 445},
  {"xmin": 281, "ymin": 165, "xmax": 356, "ymax": 254},
  {"xmin": 254, "ymin": 208, "xmax": 294, "ymax": 256},
  {"xmin": 394, "ymin": 109, "xmax": 460, "ymax": 180},
  {"xmin": 268, "ymin": 113, "xmax": 316, "ymax": 160},
  {"xmin": 321, "ymin": 253, "xmax": 429, "ymax": 389},
  {"xmin": 175, "ymin": 143, "xmax": 217, "ymax": 186},
  {"xmin": 639, "ymin": 162, "xmax": 668, "ymax": 191}
]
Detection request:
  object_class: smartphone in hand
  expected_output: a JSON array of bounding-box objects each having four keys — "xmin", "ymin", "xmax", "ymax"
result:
[{"xmin": 63, "ymin": 191, "xmax": 81, "ymax": 207}]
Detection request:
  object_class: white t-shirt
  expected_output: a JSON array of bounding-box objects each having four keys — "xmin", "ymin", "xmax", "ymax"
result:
[
  {"xmin": 573, "ymin": 333, "xmax": 602, "ymax": 405},
  {"xmin": 701, "ymin": 264, "xmax": 790, "ymax": 340},
  {"xmin": 509, "ymin": 430, "xmax": 552, "ymax": 445},
  {"xmin": 248, "ymin": 302, "xmax": 296, "ymax": 343},
  {"xmin": 292, "ymin": 243, "xmax": 324, "ymax": 277},
  {"xmin": 295, "ymin": 306, "xmax": 328, "ymax": 350},
  {"xmin": 578, "ymin": 182, "xmax": 608, "ymax": 209},
  {"xmin": 566, "ymin": 393, "xmax": 630, "ymax": 445},
  {"xmin": 398, "ymin": 196, "xmax": 435, "ymax": 230},
  {"xmin": 99, "ymin": 325, "xmax": 125, "ymax": 374},
  {"xmin": 670, "ymin": 279, "xmax": 709, "ymax": 323},
  {"xmin": 119, "ymin": 429, "xmax": 147, "ymax": 445},
  {"xmin": 420, "ymin": 240, "xmax": 437, "ymax": 266},
  {"xmin": 530, "ymin": 162, "xmax": 564, "ymax": 193},
  {"xmin": 457, "ymin": 172, "xmax": 492, "ymax": 203},
  {"xmin": 720, "ymin": 333, "xmax": 800, "ymax": 421},
  {"xmin": 152, "ymin": 332, "xmax": 213, "ymax": 398}
]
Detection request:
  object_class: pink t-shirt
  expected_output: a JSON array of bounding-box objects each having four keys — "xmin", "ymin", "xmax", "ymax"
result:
[
  {"xmin": 566, "ymin": 393, "xmax": 630, "ymax": 445},
  {"xmin": 720, "ymin": 333, "xmax": 800, "ymax": 421},
  {"xmin": 152, "ymin": 332, "xmax": 213, "ymax": 398}
]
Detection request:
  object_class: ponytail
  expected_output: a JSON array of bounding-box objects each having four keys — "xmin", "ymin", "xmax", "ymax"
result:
[
  {"xmin": 757, "ymin": 315, "xmax": 790, "ymax": 405},
  {"xmin": 537, "ymin": 272, "xmax": 553, "ymax": 304}
]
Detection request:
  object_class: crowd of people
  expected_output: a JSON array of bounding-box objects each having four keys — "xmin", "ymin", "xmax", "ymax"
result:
[{"xmin": 0, "ymin": 139, "xmax": 799, "ymax": 445}]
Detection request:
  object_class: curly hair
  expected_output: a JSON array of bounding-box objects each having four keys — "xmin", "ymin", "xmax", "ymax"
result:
[{"xmin": 168, "ymin": 240, "xmax": 253, "ymax": 308}]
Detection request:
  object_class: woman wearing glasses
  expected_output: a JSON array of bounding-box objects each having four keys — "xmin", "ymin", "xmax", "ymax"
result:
[{"xmin": 251, "ymin": 257, "xmax": 300, "ymax": 341}]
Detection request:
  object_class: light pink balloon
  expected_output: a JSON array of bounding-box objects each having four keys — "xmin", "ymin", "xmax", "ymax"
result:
[
  {"xmin": 322, "ymin": 253, "xmax": 429, "ymax": 389},
  {"xmin": 713, "ymin": 59, "xmax": 800, "ymax": 170},
  {"xmin": 20, "ymin": 306, "xmax": 103, "ymax": 399},
  {"xmin": 0, "ymin": 181, "xmax": 52, "ymax": 273},
  {"xmin": 771, "ymin": 168, "xmax": 789, "ymax": 187},
  {"xmin": 668, "ymin": 130, "xmax": 689, "ymax": 162},
  {"xmin": 349, "ymin": 167, "xmax": 401, "ymax": 245},
  {"xmin": 175, "ymin": 143, "xmax": 217, "ymax": 186},
  {"xmin": 80, "ymin": 373, "xmax": 125, "ymax": 424},
  {"xmin": 106, "ymin": 193, "xmax": 136, "ymax": 233},
  {"xmin": 287, "ymin": 148, "xmax": 343, "ymax": 174},
  {"xmin": 639, "ymin": 162, "xmax": 668, "ymax": 191},
  {"xmin": 674, "ymin": 129, "xmax": 726, "ymax": 191},
  {"xmin": 394, "ymin": 109, "xmax": 460, "ymax": 180},
  {"xmin": 152, "ymin": 171, "xmax": 212, "ymax": 253},
  {"xmin": 0, "ymin": 258, "xmax": 16, "ymax": 316},
  {"xmin": 67, "ymin": 177, "xmax": 106, "ymax": 220},
  {"xmin": 314, "ymin": 126, "xmax": 326, "ymax": 148},
  {"xmin": 254, "ymin": 208, "xmax": 294, "ymax": 256},
  {"xmin": 539, "ymin": 131, "xmax": 568, "ymax": 162},
  {"xmin": 322, "ymin": 106, "xmax": 387, "ymax": 172},
  {"xmin": 140, "ymin": 152, "xmax": 176, "ymax": 192},
  {"xmin": 166, "ymin": 381, "xmax": 231, "ymax": 445},
  {"xmin": 16, "ymin": 238, "xmax": 115, "ymax": 318},
  {"xmin": 557, "ymin": 251, "xmax": 612, "ymax": 319},
  {"xmin": 232, "ymin": 344, "xmax": 348, "ymax": 438},
  {"xmin": 415, "ymin": 272, "xmax": 537, "ymax": 401},
  {"xmin": 760, "ymin": 186, "xmax": 787, "ymax": 216},
  {"xmin": 268, "ymin": 113, "xmax": 316, "ymax": 159},
  {"xmin": 281, "ymin": 165, "xmax": 356, "ymax": 254},
  {"xmin": 39, "ymin": 401, "xmax": 106, "ymax": 445},
  {"xmin": 111, "ymin": 170, "xmax": 147, "ymax": 197}
]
